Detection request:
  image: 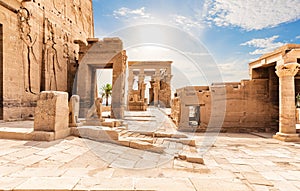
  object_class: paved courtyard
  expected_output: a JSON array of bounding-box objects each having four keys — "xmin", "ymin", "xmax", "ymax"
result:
[{"xmin": 0, "ymin": 131, "xmax": 300, "ymax": 190}]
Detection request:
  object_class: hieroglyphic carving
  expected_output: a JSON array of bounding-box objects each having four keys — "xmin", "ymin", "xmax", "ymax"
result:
[
  {"xmin": 63, "ymin": 33, "xmax": 70, "ymax": 64},
  {"xmin": 18, "ymin": 7, "xmax": 40, "ymax": 94},
  {"xmin": 44, "ymin": 18, "xmax": 62, "ymax": 90},
  {"xmin": 71, "ymin": 0, "xmax": 85, "ymax": 30},
  {"xmin": 53, "ymin": 0, "xmax": 66, "ymax": 15}
]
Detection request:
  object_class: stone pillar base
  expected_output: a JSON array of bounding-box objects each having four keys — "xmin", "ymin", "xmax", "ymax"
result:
[{"xmin": 273, "ymin": 132, "xmax": 300, "ymax": 142}]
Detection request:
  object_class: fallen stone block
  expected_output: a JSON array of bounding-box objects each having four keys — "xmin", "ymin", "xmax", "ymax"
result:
[
  {"xmin": 34, "ymin": 91, "xmax": 70, "ymax": 140},
  {"xmin": 186, "ymin": 154, "xmax": 204, "ymax": 164},
  {"xmin": 77, "ymin": 126, "xmax": 119, "ymax": 142},
  {"xmin": 34, "ymin": 91, "xmax": 69, "ymax": 133},
  {"xmin": 129, "ymin": 140, "xmax": 153, "ymax": 150}
]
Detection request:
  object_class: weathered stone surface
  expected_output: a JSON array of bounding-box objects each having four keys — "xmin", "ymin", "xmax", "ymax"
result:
[
  {"xmin": 171, "ymin": 44, "xmax": 300, "ymax": 134},
  {"xmin": 69, "ymin": 95, "xmax": 80, "ymax": 127},
  {"xmin": 77, "ymin": 126, "xmax": 119, "ymax": 141},
  {"xmin": 0, "ymin": 0, "xmax": 94, "ymax": 121},
  {"xmin": 34, "ymin": 91, "xmax": 70, "ymax": 140},
  {"xmin": 76, "ymin": 41, "xmax": 127, "ymax": 119},
  {"xmin": 186, "ymin": 154, "xmax": 204, "ymax": 164}
]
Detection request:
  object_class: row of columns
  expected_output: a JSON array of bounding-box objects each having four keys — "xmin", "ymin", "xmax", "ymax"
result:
[{"xmin": 128, "ymin": 68, "xmax": 172, "ymax": 107}]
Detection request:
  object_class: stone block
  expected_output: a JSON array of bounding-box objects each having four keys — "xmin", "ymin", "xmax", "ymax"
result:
[
  {"xmin": 32, "ymin": 131, "xmax": 55, "ymax": 141},
  {"xmin": 34, "ymin": 91, "xmax": 70, "ymax": 140},
  {"xmin": 117, "ymin": 139, "xmax": 130, "ymax": 147},
  {"xmin": 273, "ymin": 132, "xmax": 300, "ymax": 142},
  {"xmin": 129, "ymin": 140, "xmax": 153, "ymax": 150},
  {"xmin": 69, "ymin": 95, "xmax": 80, "ymax": 127},
  {"xmin": 34, "ymin": 91, "xmax": 69, "ymax": 132},
  {"xmin": 77, "ymin": 126, "xmax": 119, "ymax": 142},
  {"xmin": 186, "ymin": 154, "xmax": 204, "ymax": 164}
]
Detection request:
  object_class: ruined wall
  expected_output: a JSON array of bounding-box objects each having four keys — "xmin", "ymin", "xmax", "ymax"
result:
[
  {"xmin": 0, "ymin": 0, "xmax": 94, "ymax": 120},
  {"xmin": 171, "ymin": 80, "xmax": 279, "ymax": 132}
]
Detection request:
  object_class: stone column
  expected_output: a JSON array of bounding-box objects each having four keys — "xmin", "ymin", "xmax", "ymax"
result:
[
  {"xmin": 274, "ymin": 62, "xmax": 300, "ymax": 142},
  {"xmin": 153, "ymin": 81, "xmax": 159, "ymax": 107},
  {"xmin": 127, "ymin": 69, "xmax": 134, "ymax": 91},
  {"xmin": 153, "ymin": 69, "xmax": 161, "ymax": 107},
  {"xmin": 138, "ymin": 69, "xmax": 145, "ymax": 100}
]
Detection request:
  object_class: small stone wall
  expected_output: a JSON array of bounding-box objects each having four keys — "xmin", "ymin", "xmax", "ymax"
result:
[{"xmin": 171, "ymin": 80, "xmax": 279, "ymax": 132}]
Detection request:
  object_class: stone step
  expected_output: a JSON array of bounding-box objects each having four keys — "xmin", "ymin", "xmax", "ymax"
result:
[
  {"xmin": 117, "ymin": 138, "xmax": 164, "ymax": 153},
  {"xmin": 0, "ymin": 127, "xmax": 34, "ymax": 140},
  {"xmin": 163, "ymin": 138, "xmax": 196, "ymax": 146},
  {"xmin": 123, "ymin": 137, "xmax": 154, "ymax": 144},
  {"xmin": 178, "ymin": 151, "xmax": 204, "ymax": 164},
  {"xmin": 76, "ymin": 126, "xmax": 119, "ymax": 142}
]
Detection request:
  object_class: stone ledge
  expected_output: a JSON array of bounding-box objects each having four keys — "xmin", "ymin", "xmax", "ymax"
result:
[
  {"xmin": 163, "ymin": 138, "xmax": 196, "ymax": 146},
  {"xmin": 0, "ymin": 130, "xmax": 33, "ymax": 140},
  {"xmin": 273, "ymin": 132, "xmax": 300, "ymax": 142},
  {"xmin": 32, "ymin": 131, "xmax": 55, "ymax": 141}
]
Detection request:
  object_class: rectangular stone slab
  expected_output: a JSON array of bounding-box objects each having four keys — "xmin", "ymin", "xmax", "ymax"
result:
[{"xmin": 34, "ymin": 91, "xmax": 69, "ymax": 136}]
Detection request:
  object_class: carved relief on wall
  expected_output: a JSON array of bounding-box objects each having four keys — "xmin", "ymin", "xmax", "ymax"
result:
[
  {"xmin": 18, "ymin": 7, "xmax": 40, "ymax": 94},
  {"xmin": 71, "ymin": 0, "xmax": 85, "ymax": 30},
  {"xmin": 43, "ymin": 18, "xmax": 62, "ymax": 91},
  {"xmin": 53, "ymin": 0, "xmax": 66, "ymax": 16}
]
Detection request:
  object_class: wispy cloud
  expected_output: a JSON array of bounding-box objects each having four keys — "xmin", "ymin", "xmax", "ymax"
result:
[
  {"xmin": 113, "ymin": 7, "xmax": 152, "ymax": 20},
  {"xmin": 217, "ymin": 58, "xmax": 250, "ymax": 81},
  {"xmin": 172, "ymin": 15, "xmax": 204, "ymax": 31},
  {"xmin": 203, "ymin": 0, "xmax": 300, "ymax": 30},
  {"xmin": 296, "ymin": 36, "xmax": 300, "ymax": 39},
  {"xmin": 241, "ymin": 35, "xmax": 285, "ymax": 55}
]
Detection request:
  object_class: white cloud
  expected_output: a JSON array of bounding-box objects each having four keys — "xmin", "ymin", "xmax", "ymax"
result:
[
  {"xmin": 113, "ymin": 7, "xmax": 152, "ymax": 20},
  {"xmin": 217, "ymin": 59, "xmax": 250, "ymax": 82},
  {"xmin": 204, "ymin": 0, "xmax": 300, "ymax": 30},
  {"xmin": 296, "ymin": 36, "xmax": 300, "ymax": 39},
  {"xmin": 241, "ymin": 35, "xmax": 285, "ymax": 55},
  {"xmin": 172, "ymin": 15, "xmax": 204, "ymax": 31}
]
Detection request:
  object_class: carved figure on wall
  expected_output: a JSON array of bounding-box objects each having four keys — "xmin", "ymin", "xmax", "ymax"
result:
[
  {"xmin": 44, "ymin": 19, "xmax": 62, "ymax": 90},
  {"xmin": 53, "ymin": 0, "xmax": 65, "ymax": 16},
  {"xmin": 18, "ymin": 7, "xmax": 40, "ymax": 94},
  {"xmin": 63, "ymin": 33, "xmax": 70, "ymax": 66},
  {"xmin": 72, "ymin": 0, "xmax": 85, "ymax": 30}
]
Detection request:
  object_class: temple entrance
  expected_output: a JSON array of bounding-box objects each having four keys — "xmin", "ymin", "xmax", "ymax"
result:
[
  {"xmin": 96, "ymin": 69, "xmax": 113, "ymax": 118},
  {"xmin": 75, "ymin": 38, "xmax": 127, "ymax": 119},
  {"xmin": 0, "ymin": 24, "xmax": 3, "ymax": 120},
  {"xmin": 251, "ymin": 63, "xmax": 279, "ymax": 131}
]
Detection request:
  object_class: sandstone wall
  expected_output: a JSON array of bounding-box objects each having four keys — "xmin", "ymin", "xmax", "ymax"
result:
[
  {"xmin": 0, "ymin": 0, "xmax": 94, "ymax": 120},
  {"xmin": 171, "ymin": 80, "xmax": 279, "ymax": 132}
]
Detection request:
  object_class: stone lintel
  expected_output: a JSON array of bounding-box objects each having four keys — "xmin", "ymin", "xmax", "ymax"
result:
[
  {"xmin": 273, "ymin": 132, "xmax": 300, "ymax": 142},
  {"xmin": 87, "ymin": 38, "xmax": 99, "ymax": 43}
]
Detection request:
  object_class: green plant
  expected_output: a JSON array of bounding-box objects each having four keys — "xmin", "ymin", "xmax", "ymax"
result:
[
  {"xmin": 296, "ymin": 93, "xmax": 300, "ymax": 100},
  {"xmin": 101, "ymin": 83, "xmax": 112, "ymax": 106}
]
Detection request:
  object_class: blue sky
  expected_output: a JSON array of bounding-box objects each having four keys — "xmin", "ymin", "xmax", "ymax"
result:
[{"xmin": 92, "ymin": 0, "xmax": 300, "ymax": 87}]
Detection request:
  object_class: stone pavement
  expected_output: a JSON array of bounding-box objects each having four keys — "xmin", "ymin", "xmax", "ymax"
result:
[{"xmin": 1, "ymin": 132, "xmax": 300, "ymax": 190}]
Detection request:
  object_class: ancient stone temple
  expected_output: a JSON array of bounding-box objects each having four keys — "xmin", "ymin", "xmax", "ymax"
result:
[
  {"xmin": 0, "ymin": 0, "xmax": 94, "ymax": 120},
  {"xmin": 249, "ymin": 44, "xmax": 300, "ymax": 141},
  {"xmin": 171, "ymin": 44, "xmax": 300, "ymax": 141},
  {"xmin": 75, "ymin": 38, "xmax": 127, "ymax": 119},
  {"xmin": 127, "ymin": 61, "xmax": 172, "ymax": 111}
]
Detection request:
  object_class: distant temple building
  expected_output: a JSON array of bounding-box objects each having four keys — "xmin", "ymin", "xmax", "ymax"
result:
[{"xmin": 171, "ymin": 44, "xmax": 300, "ymax": 141}]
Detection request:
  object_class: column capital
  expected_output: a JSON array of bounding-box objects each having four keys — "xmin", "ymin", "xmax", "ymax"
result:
[{"xmin": 275, "ymin": 62, "xmax": 300, "ymax": 78}]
